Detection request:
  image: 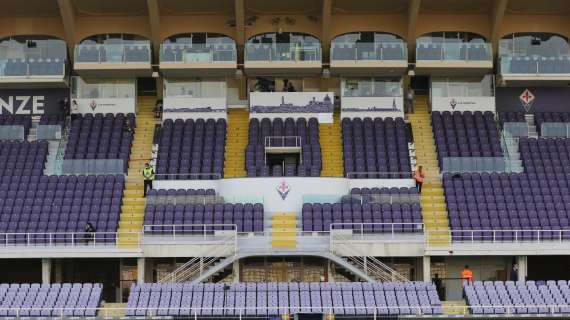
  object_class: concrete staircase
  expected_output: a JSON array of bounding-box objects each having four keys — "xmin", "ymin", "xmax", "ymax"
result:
[
  {"xmin": 99, "ymin": 303, "xmax": 126, "ymax": 318},
  {"xmin": 407, "ymin": 96, "xmax": 450, "ymax": 247},
  {"xmin": 524, "ymin": 113, "xmax": 538, "ymax": 138},
  {"xmin": 117, "ymin": 96, "xmax": 156, "ymax": 247},
  {"xmin": 442, "ymin": 300, "xmax": 468, "ymax": 315},
  {"xmin": 224, "ymin": 108, "xmax": 249, "ymax": 178},
  {"xmin": 320, "ymin": 112, "xmax": 344, "ymax": 177},
  {"xmin": 271, "ymin": 213, "xmax": 297, "ymax": 249}
]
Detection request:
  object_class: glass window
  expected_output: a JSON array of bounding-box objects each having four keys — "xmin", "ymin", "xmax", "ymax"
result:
[
  {"xmin": 164, "ymin": 79, "xmax": 226, "ymax": 98},
  {"xmin": 72, "ymin": 77, "xmax": 135, "ymax": 99},
  {"xmin": 332, "ymin": 32, "xmax": 404, "ymax": 44},
  {"xmin": 431, "ymin": 75, "xmax": 494, "ymax": 98},
  {"xmin": 499, "ymin": 33, "xmax": 569, "ymax": 57},
  {"xmin": 417, "ymin": 31, "xmax": 486, "ymax": 44},
  {"xmin": 0, "ymin": 36, "xmax": 66, "ymax": 61},
  {"xmin": 79, "ymin": 34, "xmax": 148, "ymax": 45},
  {"xmin": 342, "ymin": 78, "xmax": 402, "ymax": 97}
]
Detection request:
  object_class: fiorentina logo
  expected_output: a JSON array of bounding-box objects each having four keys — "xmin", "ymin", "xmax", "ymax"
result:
[
  {"xmin": 519, "ymin": 89, "xmax": 535, "ymax": 112},
  {"xmin": 449, "ymin": 98, "xmax": 457, "ymax": 110},
  {"xmin": 89, "ymin": 100, "xmax": 97, "ymax": 111},
  {"xmin": 276, "ymin": 180, "xmax": 291, "ymax": 200}
]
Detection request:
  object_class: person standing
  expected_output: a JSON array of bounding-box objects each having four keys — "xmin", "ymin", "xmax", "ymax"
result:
[
  {"xmin": 415, "ymin": 165, "xmax": 425, "ymax": 193},
  {"xmin": 407, "ymin": 85, "xmax": 415, "ymax": 113},
  {"xmin": 142, "ymin": 163, "xmax": 155, "ymax": 197},
  {"xmin": 510, "ymin": 263, "xmax": 519, "ymax": 282},
  {"xmin": 461, "ymin": 265, "xmax": 473, "ymax": 286}
]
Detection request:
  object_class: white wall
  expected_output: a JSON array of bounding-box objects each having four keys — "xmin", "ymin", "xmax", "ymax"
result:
[
  {"xmin": 431, "ymin": 96, "xmax": 496, "ymax": 112},
  {"xmin": 71, "ymin": 98, "xmax": 136, "ymax": 115},
  {"xmin": 153, "ymin": 177, "xmax": 414, "ymax": 212},
  {"xmin": 341, "ymin": 96, "xmax": 405, "ymax": 119}
]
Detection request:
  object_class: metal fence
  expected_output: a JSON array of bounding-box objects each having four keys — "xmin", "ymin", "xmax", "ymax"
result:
[
  {"xmin": 0, "ymin": 231, "xmax": 139, "ymax": 247},
  {"xmin": 427, "ymin": 229, "xmax": 570, "ymax": 244}
]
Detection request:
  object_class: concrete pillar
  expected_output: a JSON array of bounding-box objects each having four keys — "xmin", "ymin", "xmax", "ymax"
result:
[
  {"xmin": 232, "ymin": 260, "xmax": 240, "ymax": 283},
  {"xmin": 422, "ymin": 256, "xmax": 431, "ymax": 282},
  {"xmin": 41, "ymin": 258, "xmax": 51, "ymax": 284},
  {"xmin": 137, "ymin": 258, "xmax": 145, "ymax": 284},
  {"xmin": 53, "ymin": 259, "xmax": 62, "ymax": 283},
  {"xmin": 517, "ymin": 256, "xmax": 528, "ymax": 281},
  {"xmin": 327, "ymin": 261, "xmax": 334, "ymax": 282}
]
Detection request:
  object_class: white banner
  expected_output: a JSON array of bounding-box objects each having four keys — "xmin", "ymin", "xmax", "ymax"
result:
[
  {"xmin": 249, "ymin": 92, "xmax": 334, "ymax": 122},
  {"xmin": 163, "ymin": 97, "xmax": 227, "ymax": 120},
  {"xmin": 431, "ymin": 96, "xmax": 496, "ymax": 112},
  {"xmin": 341, "ymin": 96, "xmax": 404, "ymax": 119},
  {"xmin": 71, "ymin": 98, "xmax": 136, "ymax": 115}
]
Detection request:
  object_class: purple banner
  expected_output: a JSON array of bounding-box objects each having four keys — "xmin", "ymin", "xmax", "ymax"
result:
[{"xmin": 496, "ymin": 87, "xmax": 570, "ymax": 113}]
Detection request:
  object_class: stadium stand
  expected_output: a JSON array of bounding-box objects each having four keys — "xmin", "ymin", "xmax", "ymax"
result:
[
  {"xmin": 465, "ymin": 281, "xmax": 570, "ymax": 315},
  {"xmin": 443, "ymin": 171, "xmax": 570, "ymax": 241},
  {"xmin": 246, "ymin": 118, "xmax": 321, "ymax": 177},
  {"xmin": 432, "ymin": 111, "xmax": 502, "ymax": 163},
  {"xmin": 144, "ymin": 202, "xmax": 264, "ymax": 233},
  {"xmin": 126, "ymin": 282, "xmax": 443, "ymax": 317},
  {"xmin": 0, "ymin": 174, "xmax": 124, "ymax": 244},
  {"xmin": 156, "ymin": 118, "xmax": 226, "ymax": 180},
  {"xmin": 64, "ymin": 114, "xmax": 134, "ymax": 170},
  {"xmin": 0, "ymin": 141, "xmax": 47, "ymax": 177},
  {"xmin": 342, "ymin": 117, "xmax": 411, "ymax": 178},
  {"xmin": 0, "ymin": 283, "xmax": 102, "ymax": 317}
]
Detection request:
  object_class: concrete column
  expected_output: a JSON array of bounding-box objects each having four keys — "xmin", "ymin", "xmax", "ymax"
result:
[
  {"xmin": 422, "ymin": 256, "xmax": 431, "ymax": 282},
  {"xmin": 53, "ymin": 259, "xmax": 63, "ymax": 283},
  {"xmin": 232, "ymin": 260, "xmax": 240, "ymax": 283},
  {"xmin": 517, "ymin": 256, "xmax": 528, "ymax": 281},
  {"xmin": 137, "ymin": 258, "xmax": 145, "ymax": 284},
  {"xmin": 41, "ymin": 258, "xmax": 51, "ymax": 284}
]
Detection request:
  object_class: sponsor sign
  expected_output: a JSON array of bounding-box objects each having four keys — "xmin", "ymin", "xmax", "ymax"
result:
[
  {"xmin": 0, "ymin": 88, "xmax": 68, "ymax": 115},
  {"xmin": 249, "ymin": 92, "xmax": 334, "ymax": 122},
  {"xmin": 71, "ymin": 98, "xmax": 136, "ymax": 114},
  {"xmin": 341, "ymin": 96, "xmax": 404, "ymax": 119},
  {"xmin": 431, "ymin": 96, "xmax": 496, "ymax": 112}
]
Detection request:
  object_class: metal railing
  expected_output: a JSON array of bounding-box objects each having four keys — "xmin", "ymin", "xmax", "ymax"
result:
[
  {"xmin": 427, "ymin": 229, "xmax": 570, "ymax": 244},
  {"xmin": 143, "ymin": 224, "xmax": 238, "ymax": 236},
  {"xmin": 0, "ymin": 59, "xmax": 65, "ymax": 77},
  {"xmin": 0, "ymin": 231, "xmax": 140, "ymax": 247},
  {"xmin": 330, "ymin": 228, "xmax": 410, "ymax": 282},
  {"xmin": 330, "ymin": 223, "xmax": 424, "ymax": 236},
  {"xmin": 500, "ymin": 55, "xmax": 570, "ymax": 74},
  {"xmin": 160, "ymin": 43, "xmax": 236, "ymax": 63},
  {"xmin": 416, "ymin": 42, "xmax": 492, "ymax": 61},
  {"xmin": 154, "ymin": 172, "xmax": 223, "ymax": 180},
  {"xmin": 74, "ymin": 42, "xmax": 151, "ymax": 64},
  {"xmin": 345, "ymin": 171, "xmax": 413, "ymax": 179},
  {"xmin": 4, "ymin": 304, "xmax": 570, "ymax": 318},
  {"xmin": 330, "ymin": 42, "xmax": 407, "ymax": 61},
  {"xmin": 158, "ymin": 232, "xmax": 237, "ymax": 283},
  {"xmin": 264, "ymin": 136, "xmax": 302, "ymax": 149},
  {"xmin": 245, "ymin": 43, "xmax": 322, "ymax": 62}
]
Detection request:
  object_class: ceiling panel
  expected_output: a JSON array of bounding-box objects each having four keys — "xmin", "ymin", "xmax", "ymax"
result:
[
  {"xmin": 420, "ymin": 0, "xmax": 493, "ymax": 14},
  {"xmin": 332, "ymin": 0, "xmax": 407, "ymax": 15},
  {"xmin": 72, "ymin": 0, "xmax": 148, "ymax": 16},
  {"xmin": 0, "ymin": 0, "xmax": 60, "ymax": 17},
  {"xmin": 159, "ymin": 0, "xmax": 234, "ymax": 15}
]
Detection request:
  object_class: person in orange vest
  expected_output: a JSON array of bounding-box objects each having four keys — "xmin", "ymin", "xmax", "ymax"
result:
[
  {"xmin": 461, "ymin": 265, "xmax": 473, "ymax": 286},
  {"xmin": 415, "ymin": 165, "xmax": 425, "ymax": 193}
]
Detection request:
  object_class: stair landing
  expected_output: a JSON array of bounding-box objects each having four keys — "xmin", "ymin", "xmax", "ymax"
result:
[{"xmin": 271, "ymin": 213, "xmax": 297, "ymax": 249}]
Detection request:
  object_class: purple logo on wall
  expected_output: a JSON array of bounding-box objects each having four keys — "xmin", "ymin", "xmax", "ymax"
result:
[
  {"xmin": 89, "ymin": 100, "xmax": 97, "ymax": 111},
  {"xmin": 519, "ymin": 89, "xmax": 535, "ymax": 112},
  {"xmin": 449, "ymin": 98, "xmax": 457, "ymax": 110},
  {"xmin": 276, "ymin": 180, "xmax": 291, "ymax": 200}
]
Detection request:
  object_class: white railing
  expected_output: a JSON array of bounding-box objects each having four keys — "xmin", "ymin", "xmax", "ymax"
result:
[
  {"xmin": 143, "ymin": 224, "xmax": 238, "ymax": 236},
  {"xmin": 158, "ymin": 233, "xmax": 237, "ymax": 283},
  {"xmin": 330, "ymin": 223, "xmax": 425, "ymax": 236},
  {"xmin": 154, "ymin": 172, "xmax": 223, "ymax": 180},
  {"xmin": 0, "ymin": 231, "xmax": 140, "ymax": 247},
  {"xmin": 345, "ymin": 171, "xmax": 413, "ymax": 179},
  {"xmin": 3, "ymin": 304, "xmax": 570, "ymax": 318},
  {"xmin": 264, "ymin": 136, "xmax": 302, "ymax": 149},
  {"xmin": 427, "ymin": 229, "xmax": 570, "ymax": 244},
  {"xmin": 330, "ymin": 227, "xmax": 410, "ymax": 282}
]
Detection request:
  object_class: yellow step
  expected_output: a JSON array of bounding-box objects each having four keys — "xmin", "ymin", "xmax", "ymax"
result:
[{"xmin": 271, "ymin": 240, "xmax": 297, "ymax": 249}]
